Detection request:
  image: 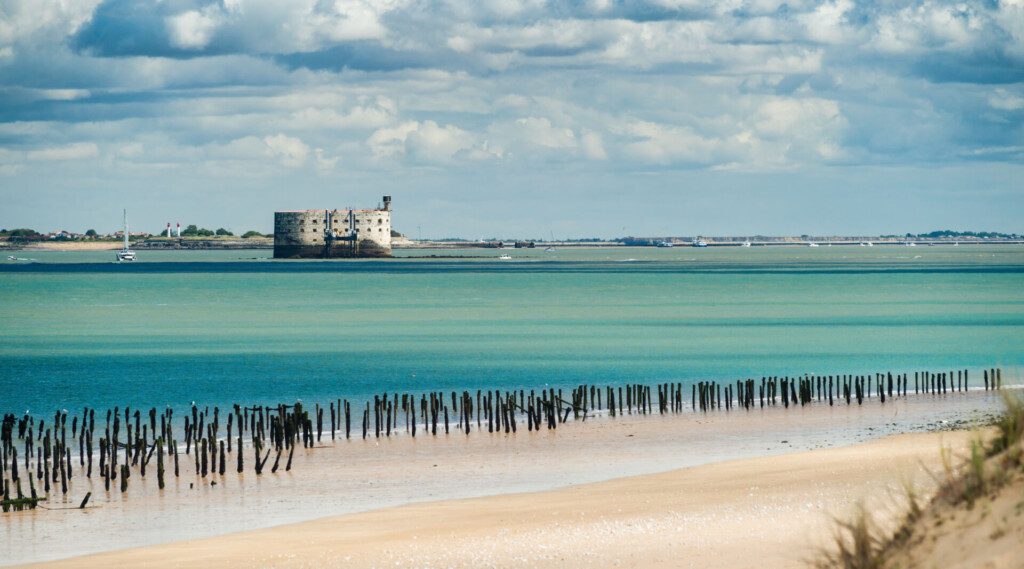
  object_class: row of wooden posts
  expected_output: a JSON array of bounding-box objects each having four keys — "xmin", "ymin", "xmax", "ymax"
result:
[{"xmin": 0, "ymin": 366, "xmax": 1006, "ymax": 512}]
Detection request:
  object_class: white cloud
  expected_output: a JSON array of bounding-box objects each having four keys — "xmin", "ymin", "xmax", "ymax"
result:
[
  {"xmin": 0, "ymin": 0, "xmax": 1018, "ymax": 197},
  {"xmin": 368, "ymin": 120, "xmax": 482, "ymax": 163},
  {"xmin": 619, "ymin": 120, "xmax": 717, "ymax": 165},
  {"xmin": 798, "ymin": 0, "xmax": 856, "ymax": 45},
  {"xmin": 314, "ymin": 148, "xmax": 339, "ymax": 171},
  {"xmin": 368, "ymin": 121, "xmax": 421, "ymax": 158},
  {"xmin": 871, "ymin": 1, "xmax": 995, "ymax": 55},
  {"xmin": 0, "ymin": 0, "xmax": 100, "ymax": 55},
  {"xmin": 988, "ymin": 88, "xmax": 1024, "ymax": 111},
  {"xmin": 405, "ymin": 121, "xmax": 477, "ymax": 163},
  {"xmin": 308, "ymin": 0, "xmax": 392, "ymax": 43},
  {"xmin": 167, "ymin": 9, "xmax": 221, "ymax": 50},
  {"xmin": 753, "ymin": 98, "xmax": 847, "ymax": 163},
  {"xmin": 289, "ymin": 97, "xmax": 396, "ymax": 130},
  {"xmin": 263, "ymin": 134, "xmax": 310, "ymax": 167},
  {"xmin": 487, "ymin": 117, "xmax": 577, "ymax": 155},
  {"xmin": 581, "ymin": 130, "xmax": 607, "ymax": 161},
  {"xmin": 26, "ymin": 143, "xmax": 100, "ymax": 161}
]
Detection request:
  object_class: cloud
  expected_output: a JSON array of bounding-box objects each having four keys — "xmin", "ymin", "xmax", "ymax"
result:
[
  {"xmin": 288, "ymin": 97, "xmax": 396, "ymax": 130},
  {"xmin": 263, "ymin": 133, "xmax": 310, "ymax": 167},
  {"xmin": 581, "ymin": 130, "xmax": 607, "ymax": 160},
  {"xmin": 73, "ymin": 0, "xmax": 401, "ymax": 58},
  {"xmin": 0, "ymin": 0, "xmax": 1020, "ymax": 218},
  {"xmin": 988, "ymin": 88, "xmax": 1024, "ymax": 111},
  {"xmin": 26, "ymin": 142, "xmax": 100, "ymax": 161},
  {"xmin": 485, "ymin": 117, "xmax": 578, "ymax": 159},
  {"xmin": 619, "ymin": 120, "xmax": 716, "ymax": 166},
  {"xmin": 167, "ymin": 9, "xmax": 221, "ymax": 50},
  {"xmin": 369, "ymin": 120, "xmax": 488, "ymax": 163}
]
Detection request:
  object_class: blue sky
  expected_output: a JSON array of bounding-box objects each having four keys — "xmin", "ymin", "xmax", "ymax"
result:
[{"xmin": 0, "ymin": 0, "xmax": 1021, "ymax": 238}]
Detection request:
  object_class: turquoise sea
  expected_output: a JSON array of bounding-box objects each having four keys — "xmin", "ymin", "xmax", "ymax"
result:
[{"xmin": 1, "ymin": 245, "xmax": 1022, "ymax": 414}]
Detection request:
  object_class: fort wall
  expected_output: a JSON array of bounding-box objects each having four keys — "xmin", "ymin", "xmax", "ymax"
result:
[{"xmin": 274, "ymin": 196, "xmax": 392, "ymax": 259}]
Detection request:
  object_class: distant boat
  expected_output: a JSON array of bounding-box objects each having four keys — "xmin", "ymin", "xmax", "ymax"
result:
[
  {"xmin": 7, "ymin": 255, "xmax": 34, "ymax": 262},
  {"xmin": 544, "ymin": 247, "xmax": 555, "ymax": 252},
  {"xmin": 116, "ymin": 209, "xmax": 136, "ymax": 262},
  {"xmin": 692, "ymin": 239, "xmax": 709, "ymax": 248},
  {"xmin": 808, "ymin": 242, "xmax": 820, "ymax": 247},
  {"xmin": 655, "ymin": 241, "xmax": 674, "ymax": 248},
  {"xmin": 742, "ymin": 241, "xmax": 751, "ymax": 247},
  {"xmin": 499, "ymin": 254, "xmax": 512, "ymax": 260}
]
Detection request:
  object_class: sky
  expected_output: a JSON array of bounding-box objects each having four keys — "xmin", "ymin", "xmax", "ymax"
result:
[{"xmin": 0, "ymin": 0, "xmax": 1022, "ymax": 239}]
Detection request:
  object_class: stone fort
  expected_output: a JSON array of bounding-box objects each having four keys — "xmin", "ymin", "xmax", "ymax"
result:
[{"xmin": 274, "ymin": 196, "xmax": 392, "ymax": 258}]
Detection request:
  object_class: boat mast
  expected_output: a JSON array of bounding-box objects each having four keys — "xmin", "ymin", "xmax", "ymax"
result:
[{"xmin": 123, "ymin": 209, "xmax": 129, "ymax": 251}]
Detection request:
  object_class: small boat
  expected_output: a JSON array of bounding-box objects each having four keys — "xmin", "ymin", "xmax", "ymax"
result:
[
  {"xmin": 498, "ymin": 254, "xmax": 512, "ymax": 260},
  {"xmin": 808, "ymin": 242, "xmax": 820, "ymax": 247},
  {"xmin": 692, "ymin": 239, "xmax": 709, "ymax": 248},
  {"xmin": 7, "ymin": 255, "xmax": 34, "ymax": 262},
  {"xmin": 741, "ymin": 241, "xmax": 751, "ymax": 247},
  {"xmin": 655, "ymin": 241, "xmax": 674, "ymax": 248},
  {"xmin": 544, "ymin": 247, "xmax": 555, "ymax": 252},
  {"xmin": 116, "ymin": 209, "xmax": 137, "ymax": 262}
]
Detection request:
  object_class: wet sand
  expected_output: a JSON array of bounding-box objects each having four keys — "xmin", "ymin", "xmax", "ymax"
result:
[
  {"xmin": 27, "ymin": 430, "xmax": 979, "ymax": 569},
  {"xmin": 2, "ymin": 389, "xmax": 1009, "ymax": 566}
]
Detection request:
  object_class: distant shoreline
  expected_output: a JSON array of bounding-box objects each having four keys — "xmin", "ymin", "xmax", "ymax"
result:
[{"xmin": 3, "ymin": 238, "xmax": 1022, "ymax": 252}]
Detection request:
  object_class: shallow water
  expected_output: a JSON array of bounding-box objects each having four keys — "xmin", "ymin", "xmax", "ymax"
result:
[{"xmin": 1, "ymin": 246, "xmax": 1022, "ymax": 414}]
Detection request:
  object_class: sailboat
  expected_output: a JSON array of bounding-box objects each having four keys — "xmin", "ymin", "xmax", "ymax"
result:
[{"xmin": 116, "ymin": 209, "xmax": 136, "ymax": 262}]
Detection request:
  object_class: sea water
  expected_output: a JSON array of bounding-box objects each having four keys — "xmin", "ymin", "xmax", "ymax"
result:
[{"xmin": 1, "ymin": 245, "xmax": 1022, "ymax": 415}]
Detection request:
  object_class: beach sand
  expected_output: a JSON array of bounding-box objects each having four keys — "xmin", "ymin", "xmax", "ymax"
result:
[
  {"xmin": 1, "ymin": 390, "xmax": 1008, "ymax": 567},
  {"xmin": 16, "ymin": 242, "xmax": 123, "ymax": 251},
  {"xmin": 24, "ymin": 430, "xmax": 978, "ymax": 569}
]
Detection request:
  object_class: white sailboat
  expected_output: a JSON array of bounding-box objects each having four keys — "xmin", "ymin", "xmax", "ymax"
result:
[{"xmin": 116, "ymin": 209, "xmax": 136, "ymax": 262}]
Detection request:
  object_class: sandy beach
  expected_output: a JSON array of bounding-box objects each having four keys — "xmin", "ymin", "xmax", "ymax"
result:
[
  {"xmin": 4, "ymin": 241, "xmax": 123, "ymax": 251},
  {"xmin": 2, "ymin": 389, "xmax": 1008, "ymax": 567},
  {"xmin": 24, "ymin": 429, "xmax": 978, "ymax": 569}
]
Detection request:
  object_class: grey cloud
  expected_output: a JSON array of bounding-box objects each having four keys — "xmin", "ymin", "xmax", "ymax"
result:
[{"xmin": 0, "ymin": 0, "xmax": 1021, "ymax": 209}]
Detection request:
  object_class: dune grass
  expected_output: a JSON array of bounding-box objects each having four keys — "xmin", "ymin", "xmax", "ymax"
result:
[{"xmin": 813, "ymin": 392, "xmax": 1024, "ymax": 569}]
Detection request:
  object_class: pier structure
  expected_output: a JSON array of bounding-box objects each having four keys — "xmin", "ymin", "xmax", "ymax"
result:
[{"xmin": 273, "ymin": 196, "xmax": 392, "ymax": 259}]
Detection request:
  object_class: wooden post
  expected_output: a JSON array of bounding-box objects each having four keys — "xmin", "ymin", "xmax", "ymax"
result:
[{"xmin": 157, "ymin": 440, "xmax": 165, "ymax": 489}]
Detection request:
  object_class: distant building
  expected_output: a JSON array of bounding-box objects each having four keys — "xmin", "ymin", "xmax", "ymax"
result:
[{"xmin": 273, "ymin": 196, "xmax": 392, "ymax": 259}]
